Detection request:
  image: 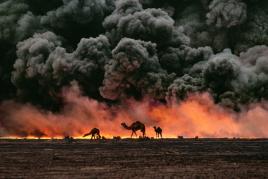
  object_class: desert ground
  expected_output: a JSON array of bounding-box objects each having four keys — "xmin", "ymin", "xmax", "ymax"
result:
[{"xmin": 0, "ymin": 138, "xmax": 268, "ymax": 178}]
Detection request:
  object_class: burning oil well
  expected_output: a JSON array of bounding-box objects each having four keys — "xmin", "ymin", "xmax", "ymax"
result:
[{"xmin": 0, "ymin": 0, "xmax": 268, "ymax": 139}]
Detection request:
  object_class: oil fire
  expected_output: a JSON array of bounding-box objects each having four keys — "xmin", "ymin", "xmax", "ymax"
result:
[{"xmin": 0, "ymin": 85, "xmax": 268, "ymax": 139}]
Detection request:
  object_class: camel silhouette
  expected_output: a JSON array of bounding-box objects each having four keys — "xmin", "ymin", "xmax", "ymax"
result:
[
  {"xmin": 83, "ymin": 128, "xmax": 101, "ymax": 139},
  {"xmin": 121, "ymin": 121, "xmax": 146, "ymax": 138},
  {"xmin": 153, "ymin": 126, "xmax": 162, "ymax": 138}
]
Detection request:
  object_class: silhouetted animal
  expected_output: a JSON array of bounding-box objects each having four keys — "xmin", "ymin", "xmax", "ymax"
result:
[
  {"xmin": 153, "ymin": 126, "xmax": 162, "ymax": 138},
  {"xmin": 83, "ymin": 128, "xmax": 101, "ymax": 139},
  {"xmin": 121, "ymin": 121, "xmax": 146, "ymax": 138}
]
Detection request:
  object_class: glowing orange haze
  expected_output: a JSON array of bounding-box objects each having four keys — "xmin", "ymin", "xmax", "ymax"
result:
[{"xmin": 0, "ymin": 85, "xmax": 268, "ymax": 139}]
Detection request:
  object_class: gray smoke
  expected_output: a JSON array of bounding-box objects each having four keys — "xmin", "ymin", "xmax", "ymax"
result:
[
  {"xmin": 234, "ymin": 5, "xmax": 268, "ymax": 52},
  {"xmin": 206, "ymin": 0, "xmax": 247, "ymax": 28},
  {"xmin": 100, "ymin": 37, "xmax": 163, "ymax": 100},
  {"xmin": 0, "ymin": 0, "xmax": 40, "ymax": 42},
  {"xmin": 12, "ymin": 31, "xmax": 111, "ymax": 102},
  {"xmin": 160, "ymin": 46, "xmax": 213, "ymax": 75},
  {"xmin": 103, "ymin": 0, "xmax": 188, "ymax": 47},
  {"xmin": 12, "ymin": 31, "xmax": 62, "ymax": 85},
  {"xmin": 166, "ymin": 74, "xmax": 204, "ymax": 103},
  {"xmin": 0, "ymin": 0, "xmax": 267, "ymax": 111},
  {"xmin": 175, "ymin": 3, "xmax": 229, "ymax": 51},
  {"xmin": 41, "ymin": 0, "xmax": 115, "ymax": 29}
]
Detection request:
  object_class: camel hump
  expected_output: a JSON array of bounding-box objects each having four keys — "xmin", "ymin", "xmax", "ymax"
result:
[
  {"xmin": 88, "ymin": 128, "xmax": 100, "ymax": 134},
  {"xmin": 135, "ymin": 121, "xmax": 144, "ymax": 125},
  {"xmin": 92, "ymin": 128, "xmax": 100, "ymax": 132}
]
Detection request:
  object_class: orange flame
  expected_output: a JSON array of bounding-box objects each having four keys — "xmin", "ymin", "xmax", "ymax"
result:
[{"xmin": 1, "ymin": 85, "xmax": 268, "ymax": 139}]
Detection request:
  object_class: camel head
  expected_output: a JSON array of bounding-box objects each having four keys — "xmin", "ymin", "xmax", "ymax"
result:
[
  {"xmin": 153, "ymin": 126, "xmax": 157, "ymax": 130},
  {"xmin": 121, "ymin": 122, "xmax": 127, "ymax": 127},
  {"xmin": 121, "ymin": 122, "xmax": 131, "ymax": 130}
]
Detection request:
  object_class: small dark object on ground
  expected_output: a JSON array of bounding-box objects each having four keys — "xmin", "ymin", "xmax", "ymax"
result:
[
  {"xmin": 113, "ymin": 136, "xmax": 121, "ymax": 140},
  {"xmin": 139, "ymin": 136, "xmax": 150, "ymax": 140},
  {"xmin": 195, "ymin": 136, "xmax": 199, "ymax": 139},
  {"xmin": 64, "ymin": 136, "xmax": 74, "ymax": 143},
  {"xmin": 178, "ymin": 136, "xmax": 184, "ymax": 139}
]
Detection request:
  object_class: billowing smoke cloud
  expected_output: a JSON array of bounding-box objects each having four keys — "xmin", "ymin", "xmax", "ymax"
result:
[
  {"xmin": 166, "ymin": 74, "xmax": 204, "ymax": 103},
  {"xmin": 203, "ymin": 49, "xmax": 240, "ymax": 94},
  {"xmin": 99, "ymin": 37, "xmax": 171, "ymax": 100},
  {"xmin": 41, "ymin": 0, "xmax": 115, "ymax": 42},
  {"xmin": 0, "ymin": 0, "xmax": 43, "ymax": 45},
  {"xmin": 233, "ymin": 3, "xmax": 268, "ymax": 53},
  {"xmin": 175, "ymin": 3, "xmax": 230, "ymax": 52},
  {"xmin": 41, "ymin": 0, "xmax": 114, "ymax": 28},
  {"xmin": 236, "ymin": 45, "xmax": 268, "ymax": 103},
  {"xmin": 206, "ymin": 0, "xmax": 247, "ymax": 28},
  {"xmin": 12, "ymin": 31, "xmax": 111, "ymax": 106},
  {"xmin": 103, "ymin": 0, "xmax": 189, "ymax": 47},
  {"xmin": 0, "ymin": 0, "xmax": 268, "ymax": 138},
  {"xmin": 159, "ymin": 46, "xmax": 213, "ymax": 75}
]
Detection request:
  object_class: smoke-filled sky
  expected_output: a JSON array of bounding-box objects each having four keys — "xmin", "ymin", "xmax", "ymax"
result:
[{"xmin": 1, "ymin": 0, "xmax": 268, "ymax": 138}]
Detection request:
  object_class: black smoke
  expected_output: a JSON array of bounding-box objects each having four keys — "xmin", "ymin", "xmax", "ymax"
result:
[{"xmin": 0, "ymin": 0, "xmax": 268, "ymax": 111}]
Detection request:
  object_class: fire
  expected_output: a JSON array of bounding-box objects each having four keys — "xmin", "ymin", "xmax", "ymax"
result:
[{"xmin": 0, "ymin": 85, "xmax": 268, "ymax": 139}]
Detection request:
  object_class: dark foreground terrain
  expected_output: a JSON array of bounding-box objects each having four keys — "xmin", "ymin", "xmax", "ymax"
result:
[{"xmin": 0, "ymin": 139, "xmax": 268, "ymax": 178}]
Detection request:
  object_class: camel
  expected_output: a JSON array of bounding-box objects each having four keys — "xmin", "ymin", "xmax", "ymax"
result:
[
  {"xmin": 121, "ymin": 121, "xmax": 146, "ymax": 138},
  {"xmin": 83, "ymin": 128, "xmax": 101, "ymax": 139},
  {"xmin": 153, "ymin": 126, "xmax": 162, "ymax": 138}
]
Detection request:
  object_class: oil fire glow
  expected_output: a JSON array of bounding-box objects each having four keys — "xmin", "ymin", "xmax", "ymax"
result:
[{"xmin": 0, "ymin": 85, "xmax": 268, "ymax": 139}]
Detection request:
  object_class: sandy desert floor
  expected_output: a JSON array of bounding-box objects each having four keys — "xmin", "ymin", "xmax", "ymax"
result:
[{"xmin": 0, "ymin": 138, "xmax": 268, "ymax": 178}]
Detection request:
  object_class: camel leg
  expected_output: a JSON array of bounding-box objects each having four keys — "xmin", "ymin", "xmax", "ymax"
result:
[
  {"xmin": 160, "ymin": 132, "xmax": 162, "ymax": 138},
  {"xmin": 131, "ymin": 131, "xmax": 134, "ymax": 138},
  {"xmin": 134, "ymin": 131, "xmax": 137, "ymax": 138}
]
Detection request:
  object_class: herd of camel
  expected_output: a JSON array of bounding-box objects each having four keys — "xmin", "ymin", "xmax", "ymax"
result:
[{"xmin": 83, "ymin": 121, "xmax": 162, "ymax": 139}]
